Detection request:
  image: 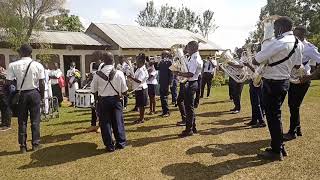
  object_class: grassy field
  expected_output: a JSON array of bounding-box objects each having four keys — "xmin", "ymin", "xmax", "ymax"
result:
[{"xmin": 1, "ymin": 81, "xmax": 320, "ymax": 180}]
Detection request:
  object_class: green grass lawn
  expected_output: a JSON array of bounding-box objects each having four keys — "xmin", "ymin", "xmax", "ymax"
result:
[{"xmin": 1, "ymin": 81, "xmax": 320, "ymax": 180}]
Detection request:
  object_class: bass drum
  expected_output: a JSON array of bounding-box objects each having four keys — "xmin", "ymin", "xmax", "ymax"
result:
[{"xmin": 75, "ymin": 89, "xmax": 94, "ymax": 108}]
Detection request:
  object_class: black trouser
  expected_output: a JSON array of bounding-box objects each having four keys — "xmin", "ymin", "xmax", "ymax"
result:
[
  {"xmin": 201, "ymin": 72, "xmax": 213, "ymax": 98},
  {"xmin": 228, "ymin": 77, "xmax": 234, "ymax": 100},
  {"xmin": 52, "ymin": 84, "xmax": 63, "ymax": 105},
  {"xmin": 171, "ymin": 78, "xmax": 178, "ymax": 103},
  {"xmin": 288, "ymin": 81, "xmax": 310, "ymax": 134},
  {"xmin": 194, "ymin": 75, "xmax": 202, "ymax": 107},
  {"xmin": 91, "ymin": 107, "xmax": 97, "ymax": 126},
  {"xmin": 160, "ymin": 85, "xmax": 170, "ymax": 114},
  {"xmin": 230, "ymin": 78, "xmax": 244, "ymax": 111},
  {"xmin": 184, "ymin": 81, "xmax": 198, "ymax": 132},
  {"xmin": 249, "ymin": 80, "xmax": 264, "ymax": 123},
  {"xmin": 177, "ymin": 83, "xmax": 186, "ymax": 122},
  {"xmin": 98, "ymin": 96, "xmax": 126, "ymax": 150},
  {"xmin": 18, "ymin": 89, "xmax": 41, "ymax": 148},
  {"xmin": 263, "ymin": 79, "xmax": 289, "ymax": 153},
  {"xmin": 0, "ymin": 94, "xmax": 12, "ymax": 127}
]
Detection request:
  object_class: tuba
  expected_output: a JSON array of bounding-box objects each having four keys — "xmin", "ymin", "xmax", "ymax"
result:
[
  {"xmin": 169, "ymin": 44, "xmax": 188, "ymax": 83},
  {"xmin": 252, "ymin": 15, "xmax": 280, "ymax": 87},
  {"xmin": 218, "ymin": 49, "xmax": 250, "ymax": 83}
]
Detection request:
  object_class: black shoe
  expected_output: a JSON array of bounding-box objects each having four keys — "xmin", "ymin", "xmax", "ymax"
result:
[
  {"xmin": 160, "ymin": 113, "xmax": 170, "ymax": 117},
  {"xmin": 230, "ymin": 108, "xmax": 236, "ymax": 111},
  {"xmin": 179, "ymin": 130, "xmax": 193, "ymax": 137},
  {"xmin": 245, "ymin": 121, "xmax": 257, "ymax": 126},
  {"xmin": 32, "ymin": 145, "xmax": 43, "ymax": 151},
  {"xmin": 251, "ymin": 121, "xmax": 266, "ymax": 128},
  {"xmin": 283, "ymin": 133, "xmax": 297, "ymax": 141},
  {"xmin": 231, "ymin": 110, "xmax": 240, "ymax": 114},
  {"xmin": 106, "ymin": 147, "xmax": 115, "ymax": 153},
  {"xmin": 192, "ymin": 129, "xmax": 198, "ymax": 134},
  {"xmin": 20, "ymin": 147, "xmax": 27, "ymax": 154},
  {"xmin": 258, "ymin": 149, "xmax": 284, "ymax": 161},
  {"xmin": 176, "ymin": 121, "xmax": 186, "ymax": 126},
  {"xmin": 266, "ymin": 147, "xmax": 288, "ymax": 157},
  {"xmin": 297, "ymin": 127, "xmax": 302, "ymax": 136},
  {"xmin": 115, "ymin": 144, "xmax": 125, "ymax": 150}
]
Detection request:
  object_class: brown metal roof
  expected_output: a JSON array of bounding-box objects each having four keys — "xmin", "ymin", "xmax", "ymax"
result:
[{"xmin": 88, "ymin": 23, "xmax": 222, "ymax": 51}]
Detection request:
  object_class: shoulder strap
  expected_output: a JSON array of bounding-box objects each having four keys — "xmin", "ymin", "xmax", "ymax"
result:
[
  {"xmin": 269, "ymin": 38, "xmax": 299, "ymax": 67},
  {"xmin": 20, "ymin": 61, "xmax": 33, "ymax": 90},
  {"xmin": 96, "ymin": 69, "xmax": 120, "ymax": 96}
]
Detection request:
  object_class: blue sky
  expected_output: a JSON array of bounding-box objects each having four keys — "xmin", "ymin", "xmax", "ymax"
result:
[{"xmin": 66, "ymin": 0, "xmax": 267, "ymax": 50}]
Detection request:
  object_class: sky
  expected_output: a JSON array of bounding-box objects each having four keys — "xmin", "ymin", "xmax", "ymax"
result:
[{"xmin": 66, "ymin": 0, "xmax": 267, "ymax": 50}]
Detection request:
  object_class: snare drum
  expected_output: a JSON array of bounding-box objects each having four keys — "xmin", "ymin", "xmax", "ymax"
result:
[{"xmin": 75, "ymin": 89, "xmax": 94, "ymax": 108}]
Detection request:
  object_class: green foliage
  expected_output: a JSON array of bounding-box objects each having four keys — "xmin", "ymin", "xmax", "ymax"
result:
[
  {"xmin": 136, "ymin": 1, "xmax": 217, "ymax": 36},
  {"xmin": 46, "ymin": 9, "xmax": 84, "ymax": 32},
  {"xmin": 0, "ymin": 0, "xmax": 65, "ymax": 50},
  {"xmin": 247, "ymin": 0, "xmax": 320, "ymax": 47},
  {"xmin": 212, "ymin": 71, "xmax": 227, "ymax": 87}
]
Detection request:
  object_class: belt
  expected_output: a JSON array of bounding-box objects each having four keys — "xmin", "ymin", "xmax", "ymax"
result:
[
  {"xmin": 262, "ymin": 78, "xmax": 288, "ymax": 83},
  {"xmin": 20, "ymin": 89, "xmax": 37, "ymax": 93}
]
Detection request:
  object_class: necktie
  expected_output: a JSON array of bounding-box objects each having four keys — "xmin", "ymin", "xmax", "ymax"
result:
[{"xmin": 208, "ymin": 61, "xmax": 211, "ymax": 70}]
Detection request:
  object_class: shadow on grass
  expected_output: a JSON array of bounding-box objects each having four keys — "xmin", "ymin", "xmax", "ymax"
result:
[
  {"xmin": 47, "ymin": 119, "xmax": 89, "ymax": 126},
  {"xmin": 161, "ymin": 156, "xmax": 270, "ymax": 180},
  {"xmin": 202, "ymin": 117, "xmax": 251, "ymax": 126},
  {"xmin": 68, "ymin": 109, "xmax": 91, "ymax": 113},
  {"xmin": 127, "ymin": 134, "xmax": 180, "ymax": 147},
  {"xmin": 18, "ymin": 142, "xmax": 104, "ymax": 169},
  {"xmin": 126, "ymin": 124, "xmax": 177, "ymax": 133},
  {"xmin": 196, "ymin": 110, "xmax": 231, "ymax": 118},
  {"xmin": 0, "ymin": 150, "xmax": 22, "ymax": 157},
  {"xmin": 200, "ymin": 100, "xmax": 231, "ymax": 106},
  {"xmin": 41, "ymin": 131, "xmax": 85, "ymax": 144},
  {"xmin": 198, "ymin": 125, "xmax": 250, "ymax": 136},
  {"xmin": 186, "ymin": 139, "xmax": 269, "ymax": 157}
]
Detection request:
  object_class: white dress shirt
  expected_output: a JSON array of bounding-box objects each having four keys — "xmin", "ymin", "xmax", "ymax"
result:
[
  {"xmin": 6, "ymin": 57, "xmax": 45, "ymax": 90},
  {"xmin": 91, "ymin": 65, "xmax": 128, "ymax": 97},
  {"xmin": 301, "ymin": 40, "xmax": 320, "ymax": 75},
  {"xmin": 146, "ymin": 65, "xmax": 158, "ymax": 85},
  {"xmin": 133, "ymin": 65, "xmax": 149, "ymax": 90},
  {"xmin": 49, "ymin": 69, "xmax": 63, "ymax": 85},
  {"xmin": 186, "ymin": 51, "xmax": 203, "ymax": 81},
  {"xmin": 255, "ymin": 31, "xmax": 303, "ymax": 80},
  {"xmin": 203, "ymin": 59, "xmax": 217, "ymax": 73}
]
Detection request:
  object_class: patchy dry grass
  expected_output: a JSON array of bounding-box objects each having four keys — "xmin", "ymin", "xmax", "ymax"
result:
[{"xmin": 1, "ymin": 81, "xmax": 320, "ymax": 180}]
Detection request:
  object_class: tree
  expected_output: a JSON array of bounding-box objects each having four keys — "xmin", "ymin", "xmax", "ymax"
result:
[
  {"xmin": 136, "ymin": 1, "xmax": 158, "ymax": 27},
  {"xmin": 0, "ymin": 0, "xmax": 65, "ymax": 49},
  {"xmin": 136, "ymin": 1, "xmax": 217, "ymax": 36},
  {"xmin": 197, "ymin": 10, "xmax": 218, "ymax": 39},
  {"xmin": 46, "ymin": 9, "xmax": 84, "ymax": 32}
]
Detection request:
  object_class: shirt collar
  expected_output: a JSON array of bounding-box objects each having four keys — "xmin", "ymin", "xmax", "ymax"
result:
[
  {"xmin": 282, "ymin": 31, "xmax": 294, "ymax": 36},
  {"xmin": 20, "ymin": 57, "xmax": 32, "ymax": 61},
  {"xmin": 102, "ymin": 65, "xmax": 113, "ymax": 70}
]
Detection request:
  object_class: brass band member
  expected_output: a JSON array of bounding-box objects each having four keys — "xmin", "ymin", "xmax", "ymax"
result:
[{"xmin": 252, "ymin": 17, "xmax": 303, "ymax": 161}]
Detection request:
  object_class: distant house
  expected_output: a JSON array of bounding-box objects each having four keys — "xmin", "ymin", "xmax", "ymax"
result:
[{"xmin": 0, "ymin": 23, "xmax": 222, "ymax": 94}]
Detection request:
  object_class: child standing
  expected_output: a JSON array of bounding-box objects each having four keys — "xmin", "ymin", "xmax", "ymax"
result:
[{"xmin": 146, "ymin": 61, "xmax": 158, "ymax": 115}]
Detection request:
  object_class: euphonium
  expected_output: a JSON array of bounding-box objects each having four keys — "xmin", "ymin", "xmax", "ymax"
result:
[
  {"xmin": 218, "ymin": 49, "xmax": 249, "ymax": 83},
  {"xmin": 252, "ymin": 15, "xmax": 280, "ymax": 87},
  {"xmin": 169, "ymin": 44, "xmax": 188, "ymax": 83}
]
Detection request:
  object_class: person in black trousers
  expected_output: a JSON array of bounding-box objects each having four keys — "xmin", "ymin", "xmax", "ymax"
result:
[
  {"xmin": 201, "ymin": 57, "xmax": 217, "ymax": 98},
  {"xmin": 156, "ymin": 51, "xmax": 173, "ymax": 117},
  {"xmin": 91, "ymin": 52, "xmax": 128, "ymax": 152},
  {"xmin": 253, "ymin": 17, "xmax": 303, "ymax": 161},
  {"xmin": 284, "ymin": 26, "xmax": 320, "ymax": 141},
  {"xmin": 0, "ymin": 66, "xmax": 12, "ymax": 131},
  {"xmin": 6, "ymin": 44, "xmax": 45, "ymax": 153}
]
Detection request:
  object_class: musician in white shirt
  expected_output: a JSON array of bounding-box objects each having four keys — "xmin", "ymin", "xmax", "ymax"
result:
[
  {"xmin": 91, "ymin": 52, "xmax": 128, "ymax": 152},
  {"xmin": 146, "ymin": 62, "xmax": 158, "ymax": 115},
  {"xmin": 252, "ymin": 17, "xmax": 303, "ymax": 161},
  {"xmin": 128, "ymin": 53, "xmax": 149, "ymax": 124},
  {"xmin": 6, "ymin": 44, "xmax": 45, "ymax": 153},
  {"xmin": 201, "ymin": 57, "xmax": 217, "ymax": 98},
  {"xmin": 174, "ymin": 41, "xmax": 203, "ymax": 137},
  {"xmin": 284, "ymin": 26, "xmax": 320, "ymax": 141}
]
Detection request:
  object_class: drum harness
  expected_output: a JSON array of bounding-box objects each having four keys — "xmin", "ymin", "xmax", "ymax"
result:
[{"xmin": 96, "ymin": 69, "xmax": 122, "ymax": 101}]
